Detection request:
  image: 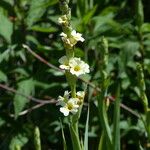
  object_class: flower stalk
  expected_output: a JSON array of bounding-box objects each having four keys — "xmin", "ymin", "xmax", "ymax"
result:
[
  {"xmin": 98, "ymin": 37, "xmax": 112, "ymax": 150},
  {"xmin": 57, "ymin": 0, "xmax": 90, "ymax": 149},
  {"xmin": 34, "ymin": 126, "xmax": 41, "ymax": 150},
  {"xmin": 136, "ymin": 63, "xmax": 150, "ymax": 141}
]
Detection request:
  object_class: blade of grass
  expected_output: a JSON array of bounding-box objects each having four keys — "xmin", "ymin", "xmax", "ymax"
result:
[
  {"xmin": 113, "ymin": 84, "xmax": 120, "ymax": 150},
  {"xmin": 60, "ymin": 119, "xmax": 67, "ymax": 150},
  {"xmin": 69, "ymin": 123, "xmax": 82, "ymax": 150},
  {"xmin": 84, "ymin": 106, "xmax": 89, "ymax": 150},
  {"xmin": 98, "ymin": 132, "xmax": 105, "ymax": 150},
  {"xmin": 98, "ymin": 89, "xmax": 112, "ymax": 150}
]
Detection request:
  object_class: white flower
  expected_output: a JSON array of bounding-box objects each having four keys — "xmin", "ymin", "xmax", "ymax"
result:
[
  {"xmin": 60, "ymin": 98, "xmax": 79, "ymax": 116},
  {"xmin": 77, "ymin": 91, "xmax": 85, "ymax": 99},
  {"xmin": 58, "ymin": 15, "xmax": 68, "ymax": 25},
  {"xmin": 71, "ymin": 30, "xmax": 85, "ymax": 42},
  {"xmin": 60, "ymin": 32, "xmax": 67, "ymax": 38},
  {"xmin": 76, "ymin": 91, "xmax": 85, "ymax": 105},
  {"xmin": 56, "ymin": 91, "xmax": 70, "ymax": 106},
  {"xmin": 60, "ymin": 32, "xmax": 72, "ymax": 47},
  {"xmin": 60, "ymin": 30, "xmax": 84, "ymax": 47},
  {"xmin": 58, "ymin": 56, "xmax": 70, "ymax": 70},
  {"xmin": 69, "ymin": 57, "xmax": 90, "ymax": 76}
]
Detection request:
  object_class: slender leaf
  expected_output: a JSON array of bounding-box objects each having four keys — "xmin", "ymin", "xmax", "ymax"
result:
[
  {"xmin": 60, "ymin": 120, "xmax": 67, "ymax": 150},
  {"xmin": 0, "ymin": 70, "xmax": 7, "ymax": 82},
  {"xmin": 0, "ymin": 8, "xmax": 13, "ymax": 43},
  {"xmin": 113, "ymin": 84, "xmax": 120, "ymax": 150},
  {"xmin": 84, "ymin": 106, "xmax": 89, "ymax": 150},
  {"xmin": 13, "ymin": 78, "xmax": 34, "ymax": 118}
]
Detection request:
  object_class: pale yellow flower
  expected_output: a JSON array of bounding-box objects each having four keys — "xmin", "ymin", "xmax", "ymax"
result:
[
  {"xmin": 60, "ymin": 30, "xmax": 85, "ymax": 47},
  {"xmin": 58, "ymin": 15, "xmax": 68, "ymax": 25},
  {"xmin": 56, "ymin": 91, "xmax": 70, "ymax": 106},
  {"xmin": 76, "ymin": 91, "xmax": 85, "ymax": 105},
  {"xmin": 58, "ymin": 56, "xmax": 70, "ymax": 70},
  {"xmin": 60, "ymin": 98, "xmax": 79, "ymax": 116},
  {"xmin": 69, "ymin": 57, "xmax": 90, "ymax": 76}
]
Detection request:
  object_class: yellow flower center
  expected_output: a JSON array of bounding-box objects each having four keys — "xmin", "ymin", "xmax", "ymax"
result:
[
  {"xmin": 74, "ymin": 65, "xmax": 81, "ymax": 71},
  {"xmin": 77, "ymin": 99, "xmax": 82, "ymax": 105},
  {"xmin": 67, "ymin": 103, "xmax": 73, "ymax": 110}
]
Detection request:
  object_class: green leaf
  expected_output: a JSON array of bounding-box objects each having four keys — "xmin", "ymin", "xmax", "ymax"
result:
[
  {"xmin": 0, "ymin": 70, "xmax": 7, "ymax": 82},
  {"xmin": 9, "ymin": 134, "xmax": 28, "ymax": 150},
  {"xmin": 82, "ymin": 5, "xmax": 97, "ymax": 25},
  {"xmin": 98, "ymin": 132, "xmax": 107, "ymax": 150},
  {"xmin": 135, "ymin": 0, "xmax": 144, "ymax": 28},
  {"xmin": 60, "ymin": 120, "xmax": 67, "ymax": 150},
  {"xmin": 112, "ymin": 85, "xmax": 120, "ymax": 150},
  {"xmin": 0, "ymin": 117, "xmax": 5, "ymax": 127},
  {"xmin": 26, "ymin": 0, "xmax": 48, "ymax": 27},
  {"xmin": 141, "ymin": 23, "xmax": 150, "ymax": 33},
  {"xmin": 139, "ymin": 143, "xmax": 144, "ymax": 150},
  {"xmin": 26, "ymin": 0, "xmax": 58, "ymax": 28},
  {"xmin": 146, "ymin": 110, "xmax": 150, "ymax": 140},
  {"xmin": 84, "ymin": 106, "xmax": 89, "ymax": 150},
  {"xmin": 1, "ymin": 0, "xmax": 14, "ymax": 5},
  {"xmin": 12, "ymin": 68, "xmax": 29, "ymax": 77},
  {"xmin": 30, "ymin": 25, "xmax": 58, "ymax": 33},
  {"xmin": 69, "ymin": 124, "xmax": 82, "ymax": 150},
  {"xmin": 13, "ymin": 78, "xmax": 34, "ymax": 118},
  {"xmin": 0, "ymin": 8, "xmax": 13, "ymax": 43}
]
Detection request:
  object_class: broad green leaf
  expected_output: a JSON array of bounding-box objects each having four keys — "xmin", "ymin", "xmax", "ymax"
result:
[
  {"xmin": 141, "ymin": 23, "xmax": 150, "ymax": 33},
  {"xmin": 26, "ymin": 0, "xmax": 48, "ymax": 27},
  {"xmin": 26, "ymin": 0, "xmax": 58, "ymax": 27},
  {"xmin": 9, "ymin": 134, "xmax": 28, "ymax": 150},
  {"xmin": 100, "ymin": 6, "xmax": 119, "ymax": 16},
  {"xmin": 2, "ymin": 0, "xmax": 14, "ymax": 5},
  {"xmin": 0, "ymin": 117, "xmax": 5, "ymax": 127},
  {"xmin": 0, "ymin": 8, "xmax": 13, "ymax": 43},
  {"xmin": 13, "ymin": 78, "xmax": 34, "ymax": 118},
  {"xmin": 0, "ymin": 70, "xmax": 7, "ymax": 82},
  {"xmin": 12, "ymin": 68, "xmax": 29, "ymax": 77}
]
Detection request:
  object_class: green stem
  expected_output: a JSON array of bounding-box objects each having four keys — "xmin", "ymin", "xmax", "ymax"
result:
[
  {"xmin": 71, "ymin": 84, "xmax": 76, "ymax": 98},
  {"xmin": 112, "ymin": 85, "xmax": 120, "ymax": 150},
  {"xmin": 146, "ymin": 110, "xmax": 150, "ymax": 141},
  {"xmin": 69, "ymin": 116, "xmax": 82, "ymax": 150},
  {"xmin": 59, "ymin": 1, "xmax": 82, "ymax": 149},
  {"xmin": 98, "ymin": 131, "xmax": 105, "ymax": 150},
  {"xmin": 98, "ymin": 90, "xmax": 112, "ymax": 150}
]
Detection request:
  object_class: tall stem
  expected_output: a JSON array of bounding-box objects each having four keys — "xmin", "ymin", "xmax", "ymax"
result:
[{"xmin": 59, "ymin": 0, "xmax": 82, "ymax": 149}]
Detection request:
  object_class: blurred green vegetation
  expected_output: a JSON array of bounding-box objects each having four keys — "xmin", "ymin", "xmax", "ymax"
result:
[{"xmin": 0, "ymin": 0, "xmax": 150, "ymax": 149}]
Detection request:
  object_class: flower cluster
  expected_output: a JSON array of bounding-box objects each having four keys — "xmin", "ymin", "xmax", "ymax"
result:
[
  {"xmin": 58, "ymin": 15, "xmax": 68, "ymax": 26},
  {"xmin": 56, "ymin": 91, "xmax": 85, "ymax": 116},
  {"xmin": 60, "ymin": 30, "xmax": 85, "ymax": 47},
  {"xmin": 58, "ymin": 7, "xmax": 90, "ymax": 117},
  {"xmin": 59, "ymin": 56, "xmax": 90, "ymax": 76}
]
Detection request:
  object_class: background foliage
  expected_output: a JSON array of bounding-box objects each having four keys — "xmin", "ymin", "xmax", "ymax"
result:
[{"xmin": 0, "ymin": 0, "xmax": 150, "ymax": 149}]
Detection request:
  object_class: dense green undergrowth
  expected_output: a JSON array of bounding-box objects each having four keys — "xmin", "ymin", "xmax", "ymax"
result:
[{"xmin": 0, "ymin": 0, "xmax": 150, "ymax": 149}]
